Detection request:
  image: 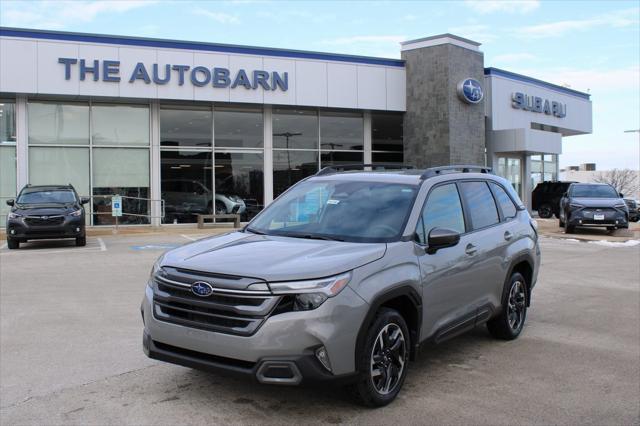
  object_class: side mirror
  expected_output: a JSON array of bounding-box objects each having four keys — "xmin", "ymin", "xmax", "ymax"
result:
[
  {"xmin": 562, "ymin": 192, "xmax": 568, "ymax": 197},
  {"xmin": 6, "ymin": 199, "xmax": 14, "ymax": 206},
  {"xmin": 426, "ymin": 227, "xmax": 461, "ymax": 254},
  {"xmin": 619, "ymin": 193, "xmax": 624, "ymax": 198},
  {"xmin": 80, "ymin": 196, "xmax": 90, "ymax": 205}
]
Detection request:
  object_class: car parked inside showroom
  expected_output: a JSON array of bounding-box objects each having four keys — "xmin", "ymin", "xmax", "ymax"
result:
[
  {"xmin": 141, "ymin": 164, "xmax": 540, "ymax": 407},
  {"xmin": 161, "ymin": 179, "xmax": 246, "ymax": 222},
  {"xmin": 5, "ymin": 184, "xmax": 89, "ymax": 249},
  {"xmin": 559, "ymin": 183, "xmax": 629, "ymax": 233}
]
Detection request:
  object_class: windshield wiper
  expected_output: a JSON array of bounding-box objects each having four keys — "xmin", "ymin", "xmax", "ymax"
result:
[
  {"xmin": 245, "ymin": 227, "xmax": 267, "ymax": 235},
  {"xmin": 285, "ymin": 233, "xmax": 345, "ymax": 242}
]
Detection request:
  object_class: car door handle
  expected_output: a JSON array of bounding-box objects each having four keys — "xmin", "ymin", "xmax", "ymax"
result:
[
  {"xmin": 504, "ymin": 231, "xmax": 513, "ymax": 241},
  {"xmin": 465, "ymin": 244, "xmax": 477, "ymax": 256}
]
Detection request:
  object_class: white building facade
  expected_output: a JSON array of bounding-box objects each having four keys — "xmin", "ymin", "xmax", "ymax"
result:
[{"xmin": 0, "ymin": 28, "xmax": 592, "ymax": 226}]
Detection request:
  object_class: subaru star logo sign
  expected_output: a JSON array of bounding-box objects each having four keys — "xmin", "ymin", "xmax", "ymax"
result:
[
  {"xmin": 457, "ymin": 78, "xmax": 484, "ymax": 104},
  {"xmin": 191, "ymin": 281, "xmax": 214, "ymax": 297}
]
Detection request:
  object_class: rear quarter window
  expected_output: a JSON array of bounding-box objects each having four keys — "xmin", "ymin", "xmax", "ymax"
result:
[{"xmin": 490, "ymin": 183, "xmax": 517, "ymax": 220}]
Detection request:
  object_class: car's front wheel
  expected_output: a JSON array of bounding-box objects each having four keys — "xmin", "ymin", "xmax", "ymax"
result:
[
  {"xmin": 487, "ymin": 272, "xmax": 528, "ymax": 340},
  {"xmin": 350, "ymin": 308, "xmax": 410, "ymax": 407},
  {"xmin": 6, "ymin": 238, "xmax": 19, "ymax": 250},
  {"xmin": 76, "ymin": 236, "xmax": 86, "ymax": 247}
]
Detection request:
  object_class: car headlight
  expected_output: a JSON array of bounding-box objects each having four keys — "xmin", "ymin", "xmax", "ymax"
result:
[
  {"xmin": 269, "ymin": 272, "xmax": 352, "ymax": 311},
  {"xmin": 7, "ymin": 212, "xmax": 22, "ymax": 219},
  {"xmin": 69, "ymin": 209, "xmax": 83, "ymax": 217},
  {"xmin": 614, "ymin": 202, "xmax": 626, "ymax": 208},
  {"xmin": 569, "ymin": 203, "xmax": 584, "ymax": 209}
]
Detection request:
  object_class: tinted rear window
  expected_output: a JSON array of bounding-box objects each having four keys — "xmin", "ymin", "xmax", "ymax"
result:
[{"xmin": 460, "ymin": 181, "xmax": 500, "ymax": 230}]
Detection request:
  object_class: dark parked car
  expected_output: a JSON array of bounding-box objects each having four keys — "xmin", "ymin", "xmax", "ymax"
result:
[
  {"xmin": 624, "ymin": 198, "xmax": 639, "ymax": 222},
  {"xmin": 559, "ymin": 183, "xmax": 629, "ymax": 233},
  {"xmin": 532, "ymin": 181, "xmax": 575, "ymax": 218},
  {"xmin": 5, "ymin": 184, "xmax": 89, "ymax": 249}
]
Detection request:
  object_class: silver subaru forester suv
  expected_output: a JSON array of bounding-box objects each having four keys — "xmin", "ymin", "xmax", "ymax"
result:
[{"xmin": 142, "ymin": 165, "xmax": 540, "ymax": 406}]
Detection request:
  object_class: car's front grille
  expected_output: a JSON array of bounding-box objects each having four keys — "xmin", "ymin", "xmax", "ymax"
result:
[
  {"xmin": 24, "ymin": 216, "xmax": 65, "ymax": 226},
  {"xmin": 152, "ymin": 270, "xmax": 280, "ymax": 336}
]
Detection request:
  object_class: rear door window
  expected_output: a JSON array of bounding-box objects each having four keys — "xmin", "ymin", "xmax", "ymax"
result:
[
  {"xmin": 490, "ymin": 182, "xmax": 517, "ymax": 220},
  {"xmin": 460, "ymin": 181, "xmax": 500, "ymax": 230}
]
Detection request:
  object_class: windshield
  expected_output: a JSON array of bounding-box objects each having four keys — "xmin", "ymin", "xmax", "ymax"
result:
[
  {"xmin": 248, "ymin": 179, "xmax": 419, "ymax": 243},
  {"xmin": 17, "ymin": 189, "xmax": 77, "ymax": 204},
  {"xmin": 571, "ymin": 185, "xmax": 619, "ymax": 198}
]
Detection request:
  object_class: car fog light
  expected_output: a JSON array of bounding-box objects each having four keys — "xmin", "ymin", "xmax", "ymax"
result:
[
  {"xmin": 10, "ymin": 229, "xmax": 15, "ymax": 235},
  {"xmin": 315, "ymin": 346, "xmax": 332, "ymax": 372},
  {"xmin": 76, "ymin": 227, "xmax": 80, "ymax": 232}
]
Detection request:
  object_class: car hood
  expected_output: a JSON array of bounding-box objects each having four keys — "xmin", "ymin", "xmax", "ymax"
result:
[
  {"xmin": 13, "ymin": 203, "xmax": 78, "ymax": 215},
  {"xmin": 160, "ymin": 231, "xmax": 387, "ymax": 282},
  {"xmin": 571, "ymin": 197, "xmax": 624, "ymax": 208}
]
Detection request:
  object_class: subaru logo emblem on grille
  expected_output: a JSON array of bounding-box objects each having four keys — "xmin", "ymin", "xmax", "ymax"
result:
[
  {"xmin": 41, "ymin": 216, "xmax": 48, "ymax": 220},
  {"xmin": 191, "ymin": 281, "xmax": 214, "ymax": 297}
]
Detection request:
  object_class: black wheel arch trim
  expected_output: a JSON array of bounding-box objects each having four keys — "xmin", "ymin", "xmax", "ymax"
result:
[
  {"xmin": 354, "ymin": 285, "xmax": 423, "ymax": 367},
  {"xmin": 503, "ymin": 254, "xmax": 535, "ymax": 307}
]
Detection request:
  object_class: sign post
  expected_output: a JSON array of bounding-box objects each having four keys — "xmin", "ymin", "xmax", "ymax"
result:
[{"xmin": 112, "ymin": 195, "xmax": 122, "ymax": 233}]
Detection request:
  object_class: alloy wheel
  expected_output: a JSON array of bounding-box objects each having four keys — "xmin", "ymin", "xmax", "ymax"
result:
[
  {"xmin": 370, "ymin": 323, "xmax": 407, "ymax": 395},
  {"xmin": 507, "ymin": 280, "xmax": 526, "ymax": 331}
]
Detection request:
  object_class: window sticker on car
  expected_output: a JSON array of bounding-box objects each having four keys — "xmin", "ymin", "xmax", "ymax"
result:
[{"xmin": 327, "ymin": 199, "xmax": 340, "ymax": 205}]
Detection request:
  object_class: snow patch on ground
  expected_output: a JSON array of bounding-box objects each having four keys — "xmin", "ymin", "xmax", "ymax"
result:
[{"xmin": 587, "ymin": 240, "xmax": 640, "ymax": 248}]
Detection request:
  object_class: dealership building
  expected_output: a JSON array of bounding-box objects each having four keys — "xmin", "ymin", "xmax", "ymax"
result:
[{"xmin": 0, "ymin": 28, "xmax": 593, "ymax": 226}]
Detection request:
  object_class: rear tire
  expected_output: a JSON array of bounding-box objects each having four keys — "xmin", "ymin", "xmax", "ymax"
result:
[
  {"xmin": 349, "ymin": 308, "xmax": 410, "ymax": 407},
  {"xmin": 487, "ymin": 272, "xmax": 528, "ymax": 340},
  {"xmin": 7, "ymin": 238, "xmax": 19, "ymax": 250},
  {"xmin": 538, "ymin": 204, "xmax": 553, "ymax": 218},
  {"xmin": 76, "ymin": 236, "xmax": 86, "ymax": 247}
]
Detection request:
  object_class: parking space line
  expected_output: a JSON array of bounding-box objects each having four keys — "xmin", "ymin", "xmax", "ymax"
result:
[
  {"xmin": 97, "ymin": 237, "xmax": 107, "ymax": 251},
  {"xmin": 0, "ymin": 243, "xmax": 6, "ymax": 250},
  {"xmin": 0, "ymin": 237, "xmax": 105, "ymax": 255},
  {"xmin": 180, "ymin": 234, "xmax": 197, "ymax": 241}
]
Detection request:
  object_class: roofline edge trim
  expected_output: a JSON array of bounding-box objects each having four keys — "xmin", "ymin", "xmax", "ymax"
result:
[
  {"xmin": 484, "ymin": 67, "xmax": 591, "ymax": 100},
  {"xmin": 0, "ymin": 27, "xmax": 406, "ymax": 68}
]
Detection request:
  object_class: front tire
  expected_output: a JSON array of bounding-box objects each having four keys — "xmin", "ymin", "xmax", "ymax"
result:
[
  {"xmin": 76, "ymin": 236, "xmax": 86, "ymax": 247},
  {"xmin": 487, "ymin": 272, "xmax": 528, "ymax": 340},
  {"xmin": 7, "ymin": 238, "xmax": 19, "ymax": 250},
  {"xmin": 349, "ymin": 308, "xmax": 410, "ymax": 407}
]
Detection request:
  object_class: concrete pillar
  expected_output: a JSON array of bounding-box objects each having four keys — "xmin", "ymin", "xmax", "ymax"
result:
[
  {"xmin": 401, "ymin": 34, "xmax": 485, "ymax": 168},
  {"xmin": 15, "ymin": 95, "xmax": 28, "ymax": 192},
  {"xmin": 263, "ymin": 105, "xmax": 273, "ymax": 206},
  {"xmin": 149, "ymin": 100, "xmax": 161, "ymax": 227}
]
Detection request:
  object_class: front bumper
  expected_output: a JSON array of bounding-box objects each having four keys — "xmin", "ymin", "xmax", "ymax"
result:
[
  {"xmin": 6, "ymin": 216, "xmax": 85, "ymax": 240},
  {"xmin": 141, "ymin": 283, "xmax": 368, "ymax": 384},
  {"xmin": 567, "ymin": 208, "xmax": 628, "ymax": 228}
]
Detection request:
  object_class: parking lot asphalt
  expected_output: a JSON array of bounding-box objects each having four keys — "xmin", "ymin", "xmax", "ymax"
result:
[{"xmin": 1, "ymin": 232, "xmax": 639, "ymax": 425}]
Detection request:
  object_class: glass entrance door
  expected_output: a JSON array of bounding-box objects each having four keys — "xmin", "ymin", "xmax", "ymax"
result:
[{"xmin": 496, "ymin": 156, "xmax": 522, "ymax": 198}]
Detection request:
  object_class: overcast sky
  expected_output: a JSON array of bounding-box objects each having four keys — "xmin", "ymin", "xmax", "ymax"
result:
[{"xmin": 1, "ymin": 0, "xmax": 638, "ymax": 170}]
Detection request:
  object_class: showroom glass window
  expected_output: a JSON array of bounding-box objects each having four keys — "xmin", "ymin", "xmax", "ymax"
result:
[
  {"xmin": 273, "ymin": 108, "xmax": 319, "ymax": 198},
  {"xmin": 214, "ymin": 106, "xmax": 263, "ymax": 148},
  {"xmin": 91, "ymin": 104, "xmax": 150, "ymax": 225},
  {"xmin": 160, "ymin": 150, "xmax": 212, "ymax": 224},
  {"xmin": 27, "ymin": 102, "xmax": 91, "ymax": 208},
  {"xmin": 372, "ymin": 112, "xmax": 403, "ymax": 166},
  {"xmin": 320, "ymin": 111, "xmax": 364, "ymax": 168},
  {"xmin": 497, "ymin": 157, "xmax": 522, "ymax": 198},
  {"xmin": 0, "ymin": 100, "xmax": 17, "ymax": 227},
  {"xmin": 160, "ymin": 105, "xmax": 213, "ymax": 224},
  {"xmin": 215, "ymin": 152, "xmax": 264, "ymax": 220},
  {"xmin": 161, "ymin": 107, "xmax": 212, "ymax": 148}
]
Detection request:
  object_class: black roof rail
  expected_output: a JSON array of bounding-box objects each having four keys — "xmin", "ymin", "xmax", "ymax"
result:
[
  {"xmin": 420, "ymin": 165, "xmax": 492, "ymax": 180},
  {"xmin": 315, "ymin": 163, "xmax": 414, "ymax": 176}
]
